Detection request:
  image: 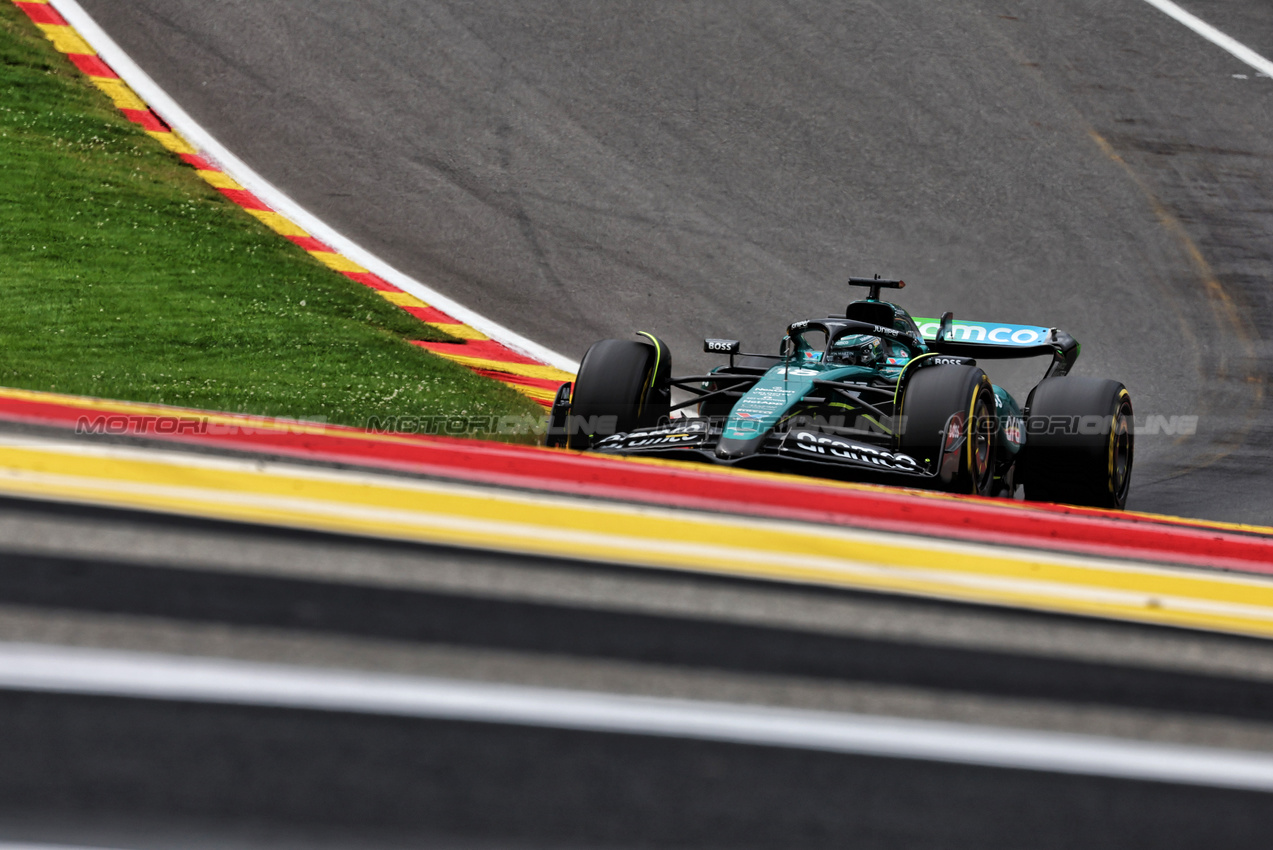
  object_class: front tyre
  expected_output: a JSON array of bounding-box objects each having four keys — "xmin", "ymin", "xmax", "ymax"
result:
[
  {"xmin": 898, "ymin": 365, "xmax": 997, "ymax": 497},
  {"xmin": 565, "ymin": 339, "xmax": 662, "ymax": 449},
  {"xmin": 1022, "ymin": 377, "xmax": 1133, "ymax": 509}
]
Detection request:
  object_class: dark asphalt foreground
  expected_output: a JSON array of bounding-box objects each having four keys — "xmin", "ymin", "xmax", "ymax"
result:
[
  {"xmin": 3, "ymin": 494, "xmax": 1273, "ymax": 847},
  {"xmin": 3, "ymin": 693, "xmax": 1272, "ymax": 850},
  {"xmin": 69, "ymin": 0, "xmax": 1273, "ymax": 523},
  {"xmin": 8, "ymin": 1, "xmax": 1273, "ymax": 846}
]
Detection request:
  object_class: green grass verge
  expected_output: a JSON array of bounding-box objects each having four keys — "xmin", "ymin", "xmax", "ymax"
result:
[{"xmin": 0, "ymin": 4, "xmax": 544, "ymax": 435}]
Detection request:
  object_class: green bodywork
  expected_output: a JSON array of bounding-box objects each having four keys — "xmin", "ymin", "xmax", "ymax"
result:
[{"xmin": 717, "ymin": 332, "xmax": 1024, "ymax": 460}]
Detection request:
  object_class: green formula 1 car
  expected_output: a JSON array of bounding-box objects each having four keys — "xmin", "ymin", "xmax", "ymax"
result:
[{"xmin": 547, "ymin": 277, "xmax": 1134, "ymax": 509}]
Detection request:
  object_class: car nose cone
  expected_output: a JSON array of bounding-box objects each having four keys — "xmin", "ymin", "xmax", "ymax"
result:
[{"xmin": 715, "ymin": 435, "xmax": 765, "ymax": 460}]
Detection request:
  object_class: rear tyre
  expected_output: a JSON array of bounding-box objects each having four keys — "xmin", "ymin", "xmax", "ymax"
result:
[
  {"xmin": 898, "ymin": 365, "xmax": 997, "ymax": 496},
  {"xmin": 1022, "ymin": 377, "xmax": 1133, "ymax": 509},
  {"xmin": 566, "ymin": 339, "xmax": 659, "ymax": 449}
]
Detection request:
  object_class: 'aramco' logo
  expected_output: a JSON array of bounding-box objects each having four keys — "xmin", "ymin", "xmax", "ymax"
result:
[{"xmin": 915, "ymin": 320, "xmax": 1048, "ymax": 345}]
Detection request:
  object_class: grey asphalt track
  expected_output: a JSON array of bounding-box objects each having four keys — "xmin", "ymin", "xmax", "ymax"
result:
[
  {"xmin": 4, "ymin": 494, "xmax": 1273, "ymax": 848},
  {"xmin": 67, "ymin": 0, "xmax": 1273, "ymax": 522}
]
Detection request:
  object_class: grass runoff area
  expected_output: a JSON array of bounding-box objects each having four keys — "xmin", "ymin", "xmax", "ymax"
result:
[{"xmin": 0, "ymin": 4, "xmax": 542, "ymax": 435}]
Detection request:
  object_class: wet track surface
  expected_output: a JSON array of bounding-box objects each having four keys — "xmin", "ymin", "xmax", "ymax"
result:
[
  {"xmin": 7, "ymin": 1, "xmax": 1273, "ymax": 846},
  {"xmin": 69, "ymin": 0, "xmax": 1273, "ymax": 522}
]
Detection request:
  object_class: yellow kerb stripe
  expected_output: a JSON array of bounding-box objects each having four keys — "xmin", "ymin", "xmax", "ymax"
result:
[
  {"xmin": 244, "ymin": 209, "xmax": 309, "ymax": 238},
  {"xmin": 3, "ymin": 441, "xmax": 1273, "ymax": 639},
  {"xmin": 380, "ymin": 291, "xmax": 428, "ymax": 309},
  {"xmin": 35, "ymin": 23, "xmax": 92, "ymax": 55},
  {"xmin": 309, "ymin": 251, "xmax": 368, "ymax": 274},
  {"xmin": 89, "ymin": 77, "xmax": 147, "ymax": 111},
  {"xmin": 426, "ymin": 322, "xmax": 488, "ymax": 341},
  {"xmin": 509, "ymin": 384, "xmax": 558, "ymax": 403},
  {"xmin": 146, "ymin": 130, "xmax": 196, "ymax": 155},
  {"xmin": 196, "ymin": 169, "xmax": 244, "ymax": 191},
  {"xmin": 422, "ymin": 351, "xmax": 575, "ymax": 382}
]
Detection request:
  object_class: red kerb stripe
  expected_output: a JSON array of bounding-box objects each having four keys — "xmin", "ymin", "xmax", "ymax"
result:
[
  {"xmin": 402, "ymin": 306, "xmax": 460, "ymax": 323},
  {"xmin": 120, "ymin": 109, "xmax": 167, "ymax": 133},
  {"xmin": 66, "ymin": 53, "xmax": 117, "ymax": 78},
  {"xmin": 179, "ymin": 153, "xmax": 214, "ymax": 170},
  {"xmin": 343, "ymin": 272, "xmax": 399, "ymax": 292},
  {"xmin": 218, "ymin": 188, "xmax": 270, "ymax": 210},
  {"xmin": 0, "ymin": 392, "xmax": 1269, "ymax": 572},
  {"xmin": 16, "ymin": 3, "xmax": 66, "ymax": 25},
  {"xmin": 472, "ymin": 369, "xmax": 566, "ymax": 393},
  {"xmin": 413, "ymin": 340, "xmax": 542, "ymax": 365},
  {"xmin": 284, "ymin": 235, "xmax": 331, "ymax": 252}
]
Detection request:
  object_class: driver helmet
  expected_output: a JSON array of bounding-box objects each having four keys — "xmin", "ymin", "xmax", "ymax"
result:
[{"xmin": 825, "ymin": 334, "xmax": 884, "ymax": 367}]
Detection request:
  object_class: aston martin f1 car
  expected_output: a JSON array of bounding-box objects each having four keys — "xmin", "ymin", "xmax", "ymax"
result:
[{"xmin": 547, "ymin": 277, "xmax": 1134, "ymax": 509}]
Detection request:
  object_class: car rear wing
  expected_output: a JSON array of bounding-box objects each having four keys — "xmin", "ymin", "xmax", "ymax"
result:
[{"xmin": 913, "ymin": 316, "xmax": 1079, "ymax": 377}]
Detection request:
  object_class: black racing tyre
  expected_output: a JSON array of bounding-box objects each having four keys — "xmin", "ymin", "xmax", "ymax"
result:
[
  {"xmin": 566, "ymin": 339, "xmax": 657, "ymax": 449},
  {"xmin": 1022, "ymin": 377, "xmax": 1133, "ymax": 509},
  {"xmin": 898, "ymin": 364, "xmax": 997, "ymax": 496}
]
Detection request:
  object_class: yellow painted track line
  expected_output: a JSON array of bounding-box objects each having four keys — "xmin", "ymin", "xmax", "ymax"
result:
[{"xmin": 3, "ymin": 436, "xmax": 1273, "ymax": 639}]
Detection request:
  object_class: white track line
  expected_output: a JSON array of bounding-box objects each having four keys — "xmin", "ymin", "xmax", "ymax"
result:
[
  {"xmin": 5, "ymin": 642, "xmax": 1273, "ymax": 792},
  {"xmin": 47, "ymin": 0, "xmax": 579, "ymax": 374},
  {"xmin": 1141, "ymin": 0, "xmax": 1273, "ymax": 78}
]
